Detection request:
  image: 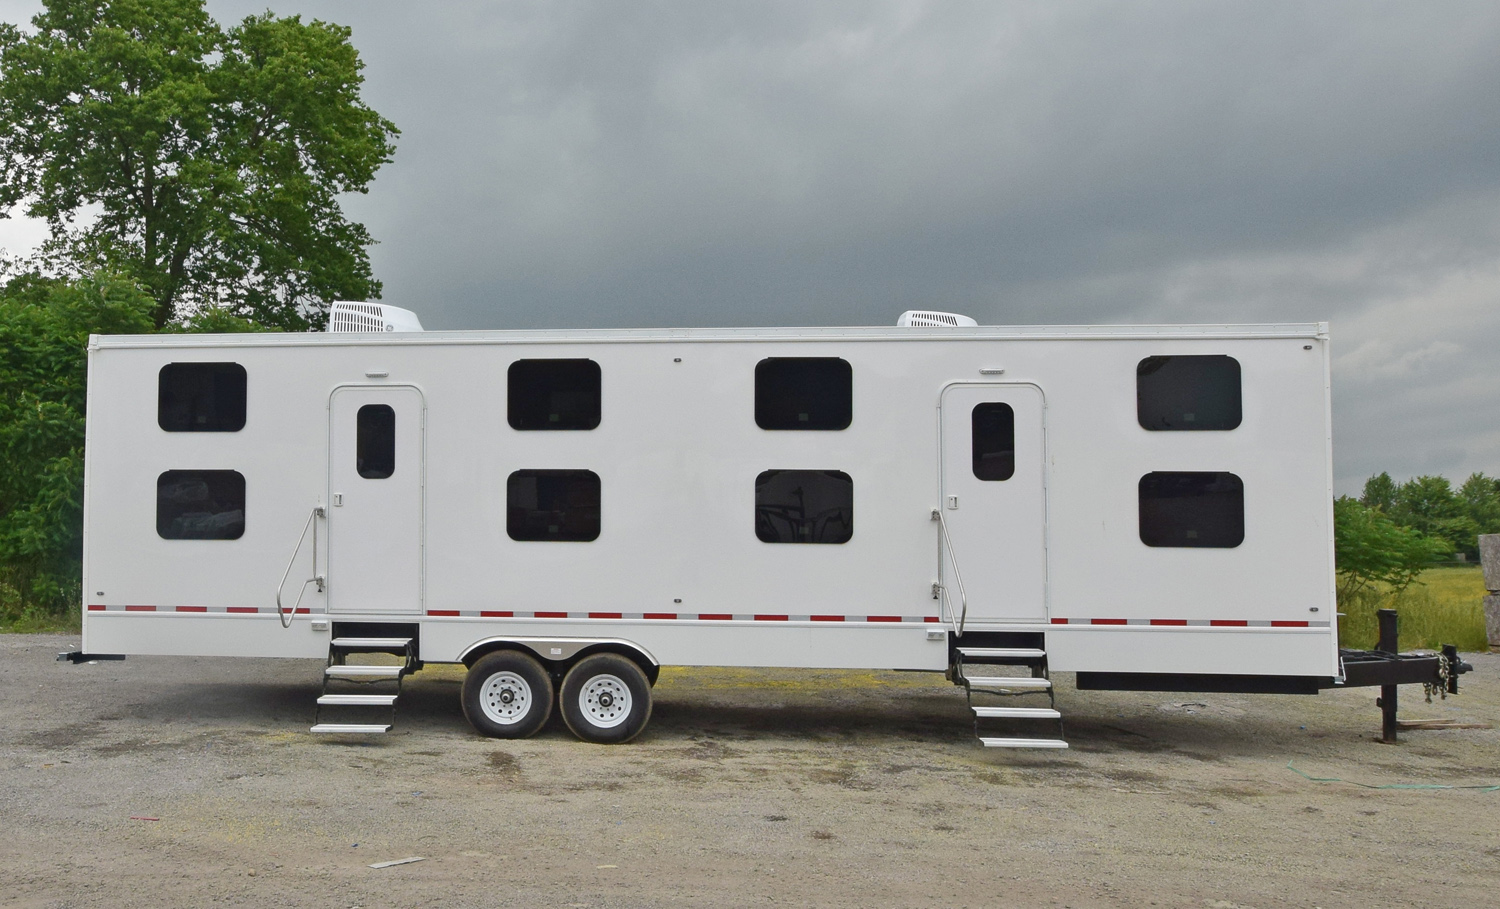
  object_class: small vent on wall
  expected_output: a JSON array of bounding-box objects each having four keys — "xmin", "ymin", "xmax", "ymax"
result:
[{"xmin": 896, "ymin": 310, "xmax": 978, "ymax": 328}]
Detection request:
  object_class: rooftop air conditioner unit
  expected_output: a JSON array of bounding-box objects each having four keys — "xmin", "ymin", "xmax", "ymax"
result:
[
  {"xmin": 327, "ymin": 301, "xmax": 425, "ymax": 333},
  {"xmin": 896, "ymin": 310, "xmax": 978, "ymax": 328}
]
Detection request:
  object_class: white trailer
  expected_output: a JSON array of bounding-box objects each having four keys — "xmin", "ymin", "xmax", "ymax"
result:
[{"xmin": 73, "ymin": 305, "xmax": 1353, "ymax": 748}]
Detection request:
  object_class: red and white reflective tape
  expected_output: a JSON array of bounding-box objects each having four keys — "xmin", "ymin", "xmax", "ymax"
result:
[
  {"xmin": 1048, "ymin": 617, "xmax": 1330, "ymax": 628},
  {"xmin": 87, "ymin": 605, "xmax": 1324, "ymax": 628},
  {"xmin": 425, "ymin": 610, "xmax": 942, "ymax": 624},
  {"xmin": 87, "ymin": 604, "xmax": 311, "ymax": 615},
  {"xmin": 87, "ymin": 604, "xmax": 940, "ymax": 624}
]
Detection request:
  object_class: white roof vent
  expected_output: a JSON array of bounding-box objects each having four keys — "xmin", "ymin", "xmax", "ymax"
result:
[
  {"xmin": 328, "ymin": 301, "xmax": 424, "ymax": 333},
  {"xmin": 896, "ymin": 310, "xmax": 978, "ymax": 328}
]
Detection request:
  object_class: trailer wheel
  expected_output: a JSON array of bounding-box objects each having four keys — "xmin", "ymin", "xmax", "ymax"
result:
[
  {"xmin": 462, "ymin": 650, "xmax": 554, "ymax": 739},
  {"xmin": 559, "ymin": 653, "xmax": 653, "ymax": 744}
]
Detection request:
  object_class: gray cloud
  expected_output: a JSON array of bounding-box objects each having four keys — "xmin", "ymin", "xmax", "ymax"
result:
[{"xmin": 4, "ymin": 0, "xmax": 1500, "ymax": 492}]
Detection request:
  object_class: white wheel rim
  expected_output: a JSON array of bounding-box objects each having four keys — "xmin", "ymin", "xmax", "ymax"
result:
[
  {"xmin": 578, "ymin": 673, "xmax": 632, "ymax": 729},
  {"xmin": 479, "ymin": 671, "xmax": 534, "ymax": 726}
]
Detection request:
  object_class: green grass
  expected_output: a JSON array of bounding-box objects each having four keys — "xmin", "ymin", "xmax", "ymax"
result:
[
  {"xmin": 0, "ymin": 603, "xmax": 81, "ymax": 634},
  {"xmin": 1338, "ymin": 565, "xmax": 1490, "ymax": 651},
  {"xmin": 0, "ymin": 580, "xmax": 81, "ymax": 634}
]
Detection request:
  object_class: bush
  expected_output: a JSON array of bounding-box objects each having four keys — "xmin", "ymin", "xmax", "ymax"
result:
[
  {"xmin": 0, "ymin": 273, "xmax": 154, "ymax": 620},
  {"xmin": 1333, "ymin": 496, "xmax": 1448, "ymax": 601}
]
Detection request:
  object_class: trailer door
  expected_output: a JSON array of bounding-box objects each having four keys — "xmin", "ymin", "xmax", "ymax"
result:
[
  {"xmin": 328, "ymin": 385, "xmax": 425, "ymax": 615},
  {"xmin": 938, "ymin": 383, "xmax": 1046, "ymax": 623}
]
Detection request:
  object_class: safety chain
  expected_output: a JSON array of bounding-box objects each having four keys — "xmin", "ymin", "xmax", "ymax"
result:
[{"xmin": 1423, "ymin": 654, "xmax": 1451, "ymax": 704}]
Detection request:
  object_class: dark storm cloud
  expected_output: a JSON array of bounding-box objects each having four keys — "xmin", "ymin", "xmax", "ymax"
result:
[{"xmin": 3, "ymin": 0, "xmax": 1499, "ymax": 490}]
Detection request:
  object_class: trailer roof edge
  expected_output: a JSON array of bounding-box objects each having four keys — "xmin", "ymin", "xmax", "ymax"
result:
[{"xmin": 90, "ymin": 322, "xmax": 1331, "ymax": 349}]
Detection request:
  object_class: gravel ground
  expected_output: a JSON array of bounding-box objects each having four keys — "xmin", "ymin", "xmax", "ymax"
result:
[{"xmin": 2, "ymin": 633, "xmax": 1498, "ymax": 908}]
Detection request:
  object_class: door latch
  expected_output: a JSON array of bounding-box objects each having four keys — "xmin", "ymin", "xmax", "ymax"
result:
[{"xmin": 946, "ymin": 495, "xmax": 959, "ymax": 509}]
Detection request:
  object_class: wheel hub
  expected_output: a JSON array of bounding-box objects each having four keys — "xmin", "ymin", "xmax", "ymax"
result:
[
  {"xmin": 479, "ymin": 671, "xmax": 533, "ymax": 725},
  {"xmin": 578, "ymin": 674, "xmax": 631, "ymax": 728}
]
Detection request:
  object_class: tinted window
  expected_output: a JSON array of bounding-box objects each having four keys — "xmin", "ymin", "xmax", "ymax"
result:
[
  {"xmin": 755, "ymin": 358, "xmax": 852, "ymax": 430},
  {"xmin": 158, "ymin": 363, "xmax": 247, "ymax": 432},
  {"xmin": 1139, "ymin": 471, "xmax": 1244, "ymax": 548},
  {"xmin": 507, "ymin": 470, "xmax": 601, "ymax": 541},
  {"xmin": 755, "ymin": 470, "xmax": 853, "ymax": 544},
  {"xmin": 972, "ymin": 403, "xmax": 1015, "ymax": 481},
  {"xmin": 357, "ymin": 404, "xmax": 395, "ymax": 479},
  {"xmin": 157, "ymin": 470, "xmax": 246, "ymax": 540},
  {"xmin": 1136, "ymin": 355, "xmax": 1242, "ymax": 431},
  {"xmin": 508, "ymin": 359, "xmax": 601, "ymax": 430}
]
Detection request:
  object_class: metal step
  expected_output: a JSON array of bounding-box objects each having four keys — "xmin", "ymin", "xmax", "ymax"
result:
[
  {"xmin": 980, "ymin": 737, "xmax": 1069, "ymax": 749},
  {"xmin": 958, "ymin": 647, "xmax": 1046, "ymax": 661},
  {"xmin": 325, "ymin": 665, "xmax": 403, "ymax": 679},
  {"xmin": 964, "ymin": 676, "xmax": 1051, "ymax": 691},
  {"xmin": 331, "ymin": 637, "xmax": 412, "ymax": 649},
  {"xmin": 972, "ymin": 706, "xmax": 1062, "ymax": 719},
  {"xmin": 310, "ymin": 723, "xmax": 391, "ymax": 734},
  {"xmin": 317, "ymin": 694, "xmax": 399, "ymax": 707}
]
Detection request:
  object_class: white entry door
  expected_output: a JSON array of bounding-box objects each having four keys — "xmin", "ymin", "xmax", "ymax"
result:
[
  {"xmin": 938, "ymin": 384, "xmax": 1047, "ymax": 623},
  {"xmin": 328, "ymin": 385, "xmax": 424, "ymax": 615}
]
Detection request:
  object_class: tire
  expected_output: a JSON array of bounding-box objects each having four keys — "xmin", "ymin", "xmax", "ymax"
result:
[
  {"xmin": 462, "ymin": 650, "xmax": 554, "ymax": 739},
  {"xmin": 559, "ymin": 653, "xmax": 653, "ymax": 744}
]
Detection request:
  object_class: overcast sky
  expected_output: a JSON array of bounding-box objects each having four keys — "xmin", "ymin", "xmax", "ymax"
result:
[{"xmin": 2, "ymin": 1, "xmax": 1498, "ymax": 494}]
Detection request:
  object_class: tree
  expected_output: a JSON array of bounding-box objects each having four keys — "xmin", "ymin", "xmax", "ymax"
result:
[
  {"xmin": 1360, "ymin": 471, "xmax": 1397, "ymax": 511},
  {"xmin": 0, "ymin": 272, "xmax": 154, "ymax": 614},
  {"xmin": 1389, "ymin": 474, "xmax": 1477, "ymax": 557},
  {"xmin": 0, "ymin": 0, "xmax": 398, "ymax": 331},
  {"xmin": 1332, "ymin": 496, "xmax": 1448, "ymax": 601},
  {"xmin": 1458, "ymin": 472, "xmax": 1500, "ymax": 532}
]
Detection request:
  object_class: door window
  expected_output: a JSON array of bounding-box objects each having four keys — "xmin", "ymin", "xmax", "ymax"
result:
[
  {"xmin": 357, "ymin": 404, "xmax": 396, "ymax": 479},
  {"xmin": 971, "ymin": 403, "xmax": 1015, "ymax": 481}
]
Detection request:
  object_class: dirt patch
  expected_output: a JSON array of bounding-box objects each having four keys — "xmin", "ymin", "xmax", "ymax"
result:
[{"xmin": 2, "ymin": 635, "xmax": 1498, "ymax": 908}]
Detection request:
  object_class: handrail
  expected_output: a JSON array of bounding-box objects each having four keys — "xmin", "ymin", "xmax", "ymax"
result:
[
  {"xmin": 931, "ymin": 507, "xmax": 968, "ymax": 637},
  {"xmin": 275, "ymin": 505, "xmax": 325, "ymax": 629}
]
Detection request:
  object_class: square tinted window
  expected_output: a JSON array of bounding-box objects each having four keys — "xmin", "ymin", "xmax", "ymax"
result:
[
  {"xmin": 357, "ymin": 404, "xmax": 395, "ymax": 479},
  {"xmin": 972, "ymin": 403, "xmax": 1015, "ymax": 481},
  {"xmin": 158, "ymin": 363, "xmax": 247, "ymax": 432},
  {"xmin": 755, "ymin": 358, "xmax": 852, "ymax": 430},
  {"xmin": 508, "ymin": 359, "xmax": 601, "ymax": 430},
  {"xmin": 1136, "ymin": 355, "xmax": 1241, "ymax": 431},
  {"xmin": 507, "ymin": 469, "xmax": 601, "ymax": 541},
  {"xmin": 157, "ymin": 470, "xmax": 246, "ymax": 540},
  {"xmin": 1139, "ymin": 471, "xmax": 1243, "ymax": 548},
  {"xmin": 755, "ymin": 469, "xmax": 853, "ymax": 544}
]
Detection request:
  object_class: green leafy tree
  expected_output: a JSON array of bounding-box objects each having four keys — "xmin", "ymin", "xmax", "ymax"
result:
[
  {"xmin": 0, "ymin": 272, "xmax": 154, "ymax": 615},
  {"xmin": 0, "ymin": 0, "xmax": 398, "ymax": 331},
  {"xmin": 1333, "ymin": 496, "xmax": 1448, "ymax": 601},
  {"xmin": 1389, "ymin": 474, "xmax": 1478, "ymax": 557},
  {"xmin": 1360, "ymin": 471, "xmax": 1397, "ymax": 511},
  {"xmin": 1458, "ymin": 472, "xmax": 1500, "ymax": 536}
]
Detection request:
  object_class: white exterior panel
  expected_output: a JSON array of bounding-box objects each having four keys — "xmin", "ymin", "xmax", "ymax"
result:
[{"xmin": 81, "ymin": 323, "xmax": 1338, "ymax": 679}]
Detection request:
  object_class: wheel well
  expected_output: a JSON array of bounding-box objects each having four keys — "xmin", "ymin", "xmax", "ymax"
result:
[{"xmin": 462, "ymin": 640, "xmax": 660, "ymax": 686}]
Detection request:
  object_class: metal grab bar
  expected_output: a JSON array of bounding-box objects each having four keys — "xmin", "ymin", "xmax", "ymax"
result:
[
  {"xmin": 276, "ymin": 505, "xmax": 326, "ymax": 629},
  {"xmin": 931, "ymin": 507, "xmax": 968, "ymax": 637}
]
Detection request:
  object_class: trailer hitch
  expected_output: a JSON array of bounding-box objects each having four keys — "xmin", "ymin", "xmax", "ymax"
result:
[
  {"xmin": 1438, "ymin": 644, "xmax": 1474, "ymax": 696},
  {"xmin": 1340, "ymin": 609, "xmax": 1474, "ymax": 743}
]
